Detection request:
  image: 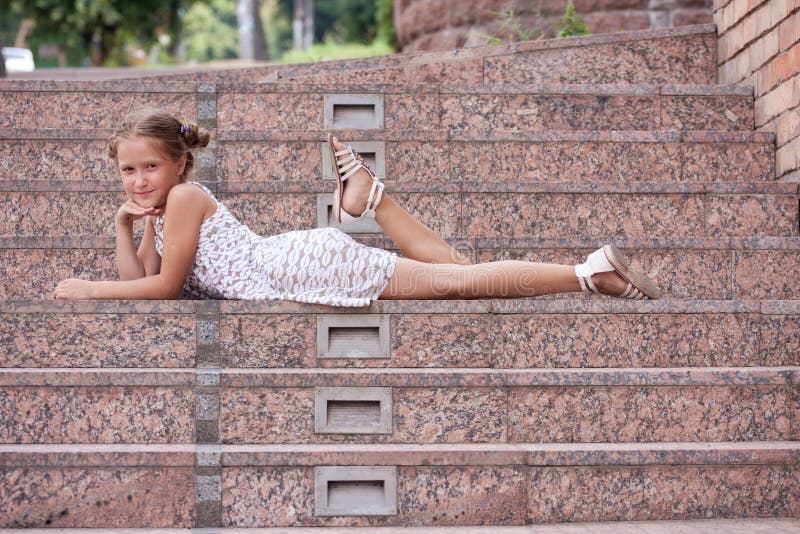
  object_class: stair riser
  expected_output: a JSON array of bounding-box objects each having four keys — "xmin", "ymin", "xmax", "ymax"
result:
[
  {"xmin": 1, "ymin": 92, "xmax": 198, "ymax": 129},
  {"xmin": 216, "ymin": 93, "xmax": 752, "ymax": 132},
  {"xmin": 0, "ymin": 387, "xmax": 195, "ymax": 444},
  {"xmin": 0, "ymin": 313, "xmax": 195, "ymax": 367},
  {"xmin": 2, "ymin": 464, "xmax": 795, "ymax": 527},
  {"xmin": 2, "ymin": 191, "xmax": 795, "ymax": 239},
  {"xmin": 2, "ymin": 309, "xmax": 798, "ymax": 369},
  {"xmin": 3, "ymin": 248, "xmax": 799, "ymax": 300},
  {"xmin": 2, "ymin": 139, "xmax": 774, "ymax": 183},
  {"xmin": 274, "ymin": 34, "xmax": 716, "ymax": 86},
  {"xmin": 1, "ymin": 90, "xmax": 751, "ymax": 131},
  {"xmin": 1, "ymin": 467, "xmax": 195, "ymax": 528},
  {"xmin": 223, "ymin": 385, "xmax": 792, "ymax": 444}
]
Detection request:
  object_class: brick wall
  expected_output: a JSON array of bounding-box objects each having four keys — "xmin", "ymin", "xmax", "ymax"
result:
[{"xmin": 715, "ymin": 0, "xmax": 800, "ymax": 179}]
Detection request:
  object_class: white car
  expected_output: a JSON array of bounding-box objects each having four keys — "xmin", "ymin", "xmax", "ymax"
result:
[{"xmin": 2, "ymin": 47, "xmax": 35, "ymax": 72}]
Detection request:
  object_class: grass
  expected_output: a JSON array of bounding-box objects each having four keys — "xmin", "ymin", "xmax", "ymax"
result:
[{"xmin": 276, "ymin": 40, "xmax": 395, "ymax": 64}]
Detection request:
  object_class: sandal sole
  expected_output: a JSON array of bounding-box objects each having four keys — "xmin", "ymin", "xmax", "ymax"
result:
[
  {"xmin": 327, "ymin": 133, "xmax": 345, "ymax": 224},
  {"xmin": 603, "ymin": 244, "xmax": 662, "ymax": 299}
]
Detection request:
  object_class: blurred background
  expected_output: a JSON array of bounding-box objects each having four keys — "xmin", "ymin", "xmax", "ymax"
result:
[
  {"xmin": 0, "ymin": 0, "xmax": 397, "ymax": 70},
  {"xmin": 0, "ymin": 0, "xmax": 711, "ymax": 74}
]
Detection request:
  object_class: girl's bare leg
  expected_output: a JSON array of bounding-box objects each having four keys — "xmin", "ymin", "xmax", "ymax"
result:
[
  {"xmin": 374, "ymin": 193, "xmax": 472, "ymax": 265},
  {"xmin": 380, "ymin": 257, "xmax": 629, "ymax": 300},
  {"xmin": 334, "ymin": 137, "xmax": 472, "ymax": 265}
]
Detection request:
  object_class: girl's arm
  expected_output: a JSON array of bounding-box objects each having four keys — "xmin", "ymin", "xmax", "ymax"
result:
[
  {"xmin": 114, "ymin": 199, "xmax": 161, "ymax": 280},
  {"xmin": 53, "ymin": 183, "xmax": 206, "ymax": 300}
]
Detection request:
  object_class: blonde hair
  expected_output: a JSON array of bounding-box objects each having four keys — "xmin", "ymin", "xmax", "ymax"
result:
[{"xmin": 108, "ymin": 109, "xmax": 211, "ymax": 180}]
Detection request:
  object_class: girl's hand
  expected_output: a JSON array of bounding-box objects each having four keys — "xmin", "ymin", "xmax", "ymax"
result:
[
  {"xmin": 52, "ymin": 278, "xmax": 97, "ymax": 300},
  {"xmin": 115, "ymin": 199, "xmax": 162, "ymax": 226}
]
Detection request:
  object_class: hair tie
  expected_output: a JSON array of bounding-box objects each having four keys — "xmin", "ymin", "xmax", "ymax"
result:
[{"xmin": 180, "ymin": 124, "xmax": 191, "ymax": 135}]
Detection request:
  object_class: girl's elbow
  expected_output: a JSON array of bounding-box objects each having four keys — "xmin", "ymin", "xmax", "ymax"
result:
[
  {"xmin": 157, "ymin": 275, "xmax": 184, "ymax": 300},
  {"xmin": 164, "ymin": 284, "xmax": 184, "ymax": 300}
]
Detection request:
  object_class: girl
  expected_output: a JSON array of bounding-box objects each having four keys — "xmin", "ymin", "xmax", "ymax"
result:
[{"xmin": 52, "ymin": 109, "xmax": 660, "ymax": 302}]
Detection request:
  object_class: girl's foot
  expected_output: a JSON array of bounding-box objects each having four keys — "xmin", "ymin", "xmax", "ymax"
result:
[
  {"xmin": 330, "ymin": 135, "xmax": 382, "ymax": 218},
  {"xmin": 575, "ymin": 245, "xmax": 661, "ymax": 299}
]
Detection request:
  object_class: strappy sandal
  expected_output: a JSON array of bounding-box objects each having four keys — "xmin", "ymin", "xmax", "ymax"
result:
[
  {"xmin": 575, "ymin": 244, "xmax": 661, "ymax": 299},
  {"xmin": 327, "ymin": 132, "xmax": 385, "ymax": 224}
]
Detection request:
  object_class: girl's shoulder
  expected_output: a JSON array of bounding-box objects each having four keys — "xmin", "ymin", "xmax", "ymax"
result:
[{"xmin": 167, "ymin": 182, "xmax": 217, "ymax": 223}]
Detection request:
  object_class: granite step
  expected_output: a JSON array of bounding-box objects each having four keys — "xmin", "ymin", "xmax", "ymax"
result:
[
  {"xmin": 268, "ymin": 25, "xmax": 717, "ymax": 86},
  {"xmin": 0, "ymin": 81, "xmax": 752, "ymax": 132},
  {"xmin": 1, "ymin": 180, "xmax": 795, "ymax": 240},
  {"xmin": 1, "ymin": 299, "xmax": 798, "ymax": 369},
  {"xmin": 2, "ymin": 237, "xmax": 799, "ymax": 300},
  {"xmin": 12, "ymin": 520, "xmax": 800, "ymax": 533},
  {"xmin": 1, "ymin": 365, "xmax": 797, "ymax": 445},
  {"xmin": 1, "ymin": 442, "xmax": 798, "ymax": 527},
  {"xmin": 140, "ymin": 24, "xmax": 716, "ymax": 86},
  {"xmin": 1, "ymin": 129, "xmax": 775, "ymax": 183}
]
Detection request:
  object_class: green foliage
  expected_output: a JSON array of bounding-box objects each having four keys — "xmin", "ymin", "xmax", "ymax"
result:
[
  {"xmin": 276, "ymin": 38, "xmax": 393, "ymax": 64},
  {"xmin": 552, "ymin": 0, "xmax": 590, "ymax": 38},
  {"xmin": 183, "ymin": 0, "xmax": 239, "ymax": 62},
  {"xmin": 483, "ymin": 0, "xmax": 591, "ymax": 44},
  {"xmin": 2, "ymin": 0, "xmax": 192, "ymax": 66},
  {"xmin": 375, "ymin": 0, "xmax": 396, "ymax": 50},
  {"xmin": 315, "ymin": 0, "xmax": 376, "ymax": 44},
  {"xmin": 262, "ymin": 0, "xmax": 293, "ymax": 60},
  {"xmin": 483, "ymin": 7, "xmax": 543, "ymax": 45}
]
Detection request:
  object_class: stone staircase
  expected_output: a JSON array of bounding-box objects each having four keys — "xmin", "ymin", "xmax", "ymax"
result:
[{"xmin": 1, "ymin": 24, "xmax": 799, "ymax": 529}]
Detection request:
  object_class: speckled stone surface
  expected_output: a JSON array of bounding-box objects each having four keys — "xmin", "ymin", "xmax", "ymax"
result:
[
  {"xmin": 734, "ymin": 251, "xmax": 800, "ymax": 299},
  {"xmin": 463, "ymin": 193, "xmax": 705, "ymax": 238},
  {"xmin": 216, "ymin": 193, "xmax": 318, "ymax": 236},
  {"xmin": 386, "ymin": 142, "xmax": 451, "ymax": 182},
  {"xmin": 508, "ymin": 386, "xmax": 791, "ymax": 442},
  {"xmin": 527, "ymin": 465, "xmax": 800, "ymax": 522},
  {"xmin": 0, "ymin": 191, "xmax": 123, "ymax": 236},
  {"xmin": 483, "ymin": 34, "xmax": 715, "ymax": 85},
  {"xmin": 0, "ymin": 467, "xmax": 195, "ymax": 527},
  {"xmin": 0, "ymin": 248, "xmax": 117, "ymax": 299},
  {"xmin": 0, "ymin": 313, "xmax": 194, "ymax": 368},
  {"xmin": 219, "ymin": 142, "xmax": 321, "ymax": 181},
  {"xmin": 389, "ymin": 314, "xmax": 493, "ymax": 368},
  {"xmin": 441, "ymin": 94, "xmax": 658, "ymax": 132},
  {"xmin": 493, "ymin": 313, "xmax": 765, "ymax": 368},
  {"xmin": 222, "ymin": 465, "xmax": 526, "ymax": 526},
  {"xmin": 0, "ymin": 140, "xmax": 116, "ymax": 181},
  {"xmin": 221, "ymin": 314, "xmax": 316, "ymax": 367},
  {"xmin": 0, "ymin": 92, "xmax": 197, "ymax": 129},
  {"xmin": 0, "ymin": 387, "xmax": 194, "ymax": 443},
  {"xmin": 661, "ymin": 95, "xmax": 753, "ymax": 130},
  {"xmin": 463, "ymin": 192, "xmax": 798, "ymax": 238},
  {"xmin": 682, "ymin": 142, "xmax": 774, "ymax": 181},
  {"xmin": 220, "ymin": 387, "xmax": 507, "ymax": 444},
  {"xmin": 217, "ymin": 94, "xmax": 323, "ymax": 131}
]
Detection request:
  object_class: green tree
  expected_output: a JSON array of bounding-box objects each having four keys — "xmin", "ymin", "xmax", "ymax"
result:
[
  {"xmin": 375, "ymin": 0, "xmax": 396, "ymax": 49},
  {"xmin": 1, "ymin": 0, "xmax": 194, "ymax": 66},
  {"xmin": 184, "ymin": 0, "xmax": 240, "ymax": 62}
]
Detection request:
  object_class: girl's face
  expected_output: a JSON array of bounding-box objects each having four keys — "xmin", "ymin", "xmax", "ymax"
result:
[{"xmin": 117, "ymin": 136, "xmax": 186, "ymax": 210}]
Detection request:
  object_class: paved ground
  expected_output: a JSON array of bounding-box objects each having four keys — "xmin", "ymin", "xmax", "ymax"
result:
[{"xmin": 3, "ymin": 518, "xmax": 800, "ymax": 533}]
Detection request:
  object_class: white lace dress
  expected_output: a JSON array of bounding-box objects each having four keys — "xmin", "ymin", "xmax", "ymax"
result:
[{"xmin": 153, "ymin": 182, "xmax": 397, "ymax": 306}]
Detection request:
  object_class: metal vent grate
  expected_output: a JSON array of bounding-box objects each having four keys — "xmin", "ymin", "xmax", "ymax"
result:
[
  {"xmin": 315, "ymin": 387, "xmax": 392, "ymax": 434},
  {"xmin": 328, "ymin": 480, "xmax": 385, "ymax": 510},
  {"xmin": 327, "ymin": 400, "xmax": 381, "ymax": 428},
  {"xmin": 315, "ymin": 466, "xmax": 398, "ymax": 516},
  {"xmin": 324, "ymin": 94, "xmax": 384, "ymax": 129},
  {"xmin": 317, "ymin": 314, "xmax": 390, "ymax": 359}
]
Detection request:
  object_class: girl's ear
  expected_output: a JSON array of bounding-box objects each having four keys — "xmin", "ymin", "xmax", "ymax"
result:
[{"xmin": 178, "ymin": 153, "xmax": 187, "ymax": 178}]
